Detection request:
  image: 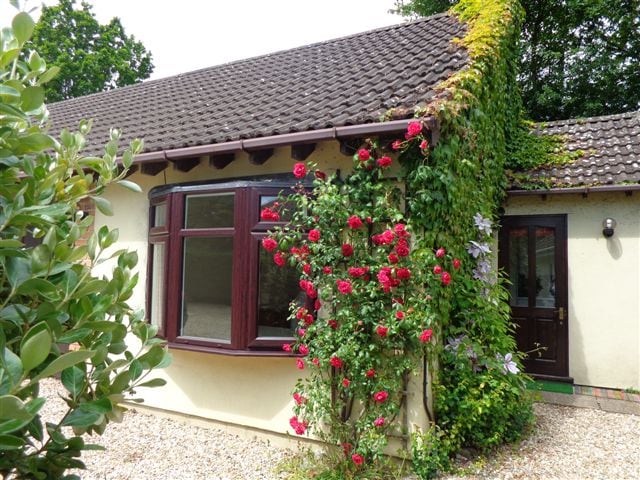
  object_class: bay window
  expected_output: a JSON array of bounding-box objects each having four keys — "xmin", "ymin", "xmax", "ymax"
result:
[{"xmin": 147, "ymin": 179, "xmax": 300, "ymax": 353}]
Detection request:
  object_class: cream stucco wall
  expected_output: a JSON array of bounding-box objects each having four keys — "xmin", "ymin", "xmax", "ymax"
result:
[
  {"xmin": 504, "ymin": 192, "xmax": 640, "ymax": 390},
  {"xmin": 92, "ymin": 141, "xmax": 430, "ymax": 441}
]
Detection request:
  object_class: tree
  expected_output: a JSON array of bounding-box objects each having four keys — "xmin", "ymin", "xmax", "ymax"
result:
[
  {"xmin": 29, "ymin": 0, "xmax": 153, "ymax": 102},
  {"xmin": 0, "ymin": 8, "xmax": 168, "ymax": 478},
  {"xmin": 394, "ymin": 0, "xmax": 640, "ymax": 121}
]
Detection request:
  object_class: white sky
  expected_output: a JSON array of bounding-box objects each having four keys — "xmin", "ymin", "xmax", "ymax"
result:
[{"xmin": 1, "ymin": 0, "xmax": 402, "ymax": 80}]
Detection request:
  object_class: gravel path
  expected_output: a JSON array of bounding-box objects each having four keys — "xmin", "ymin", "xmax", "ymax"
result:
[{"xmin": 36, "ymin": 379, "xmax": 639, "ymax": 479}]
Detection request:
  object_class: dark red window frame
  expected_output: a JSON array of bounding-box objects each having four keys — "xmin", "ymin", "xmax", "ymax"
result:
[{"xmin": 147, "ymin": 179, "xmax": 299, "ymax": 355}]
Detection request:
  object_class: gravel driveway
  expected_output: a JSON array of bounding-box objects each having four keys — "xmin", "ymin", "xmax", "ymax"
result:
[{"xmin": 35, "ymin": 379, "xmax": 640, "ymax": 479}]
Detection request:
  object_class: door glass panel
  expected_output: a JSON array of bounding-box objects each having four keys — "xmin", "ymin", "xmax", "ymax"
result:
[
  {"xmin": 185, "ymin": 193, "xmax": 234, "ymax": 229},
  {"xmin": 181, "ymin": 237, "xmax": 233, "ymax": 341},
  {"xmin": 259, "ymin": 195, "xmax": 293, "ymax": 222},
  {"xmin": 508, "ymin": 228, "xmax": 528, "ymax": 307},
  {"xmin": 535, "ymin": 227, "xmax": 556, "ymax": 308},
  {"xmin": 149, "ymin": 242, "xmax": 166, "ymax": 331},
  {"xmin": 152, "ymin": 203, "xmax": 167, "ymax": 228},
  {"xmin": 257, "ymin": 245, "xmax": 300, "ymax": 337}
]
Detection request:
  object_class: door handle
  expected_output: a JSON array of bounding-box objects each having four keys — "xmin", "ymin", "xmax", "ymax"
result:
[{"xmin": 557, "ymin": 307, "xmax": 565, "ymax": 324}]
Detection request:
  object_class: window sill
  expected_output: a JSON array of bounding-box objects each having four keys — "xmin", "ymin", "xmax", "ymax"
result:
[{"xmin": 167, "ymin": 341, "xmax": 297, "ymax": 357}]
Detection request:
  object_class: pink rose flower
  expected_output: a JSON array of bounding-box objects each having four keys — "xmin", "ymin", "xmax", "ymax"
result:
[
  {"xmin": 406, "ymin": 121, "xmax": 422, "ymax": 138},
  {"xmin": 396, "ymin": 310, "xmax": 405, "ymax": 320},
  {"xmin": 298, "ymin": 344, "xmax": 309, "ymax": 356},
  {"xmin": 293, "ymin": 162, "xmax": 307, "ymax": 178},
  {"xmin": 435, "ymin": 247, "xmax": 446, "ymax": 258},
  {"xmin": 392, "ymin": 139, "xmax": 403, "ymax": 150},
  {"xmin": 282, "ymin": 343, "xmax": 292, "ymax": 352},
  {"xmin": 419, "ymin": 328, "xmax": 433, "ymax": 343},
  {"xmin": 433, "ymin": 265, "xmax": 442, "ymax": 275},
  {"xmin": 293, "ymin": 393, "xmax": 307, "ymax": 405},
  {"xmin": 296, "ymin": 358, "xmax": 305, "ymax": 370},
  {"xmin": 260, "ymin": 207, "xmax": 280, "ymax": 221},
  {"xmin": 373, "ymin": 391, "xmax": 389, "ymax": 403},
  {"xmin": 336, "ymin": 279, "xmax": 353, "ymax": 295},
  {"xmin": 351, "ymin": 453, "xmax": 364, "ymax": 466},
  {"xmin": 273, "ymin": 251, "xmax": 285, "ymax": 267},
  {"xmin": 311, "ymin": 357, "xmax": 320, "ymax": 366},
  {"xmin": 357, "ymin": 148, "xmax": 370, "ymax": 162},
  {"xmin": 377, "ymin": 156, "xmax": 392, "ymax": 168},
  {"xmin": 374, "ymin": 417, "xmax": 385, "ymax": 427},
  {"xmin": 420, "ymin": 139, "xmax": 429, "ymax": 150},
  {"xmin": 308, "ymin": 229, "xmax": 321, "ymax": 242},
  {"xmin": 289, "ymin": 416, "xmax": 308, "ymax": 435},
  {"xmin": 441, "ymin": 271, "xmax": 451, "ymax": 285}
]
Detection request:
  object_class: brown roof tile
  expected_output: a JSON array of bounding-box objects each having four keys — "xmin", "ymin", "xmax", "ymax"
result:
[
  {"xmin": 47, "ymin": 14, "xmax": 468, "ymax": 156},
  {"xmin": 525, "ymin": 111, "xmax": 640, "ymax": 188}
]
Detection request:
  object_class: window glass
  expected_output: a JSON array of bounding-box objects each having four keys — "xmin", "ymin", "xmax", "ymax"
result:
[
  {"xmin": 257, "ymin": 246, "xmax": 300, "ymax": 338},
  {"xmin": 185, "ymin": 193, "xmax": 234, "ymax": 229},
  {"xmin": 152, "ymin": 203, "xmax": 167, "ymax": 228},
  {"xmin": 149, "ymin": 242, "xmax": 166, "ymax": 331},
  {"xmin": 181, "ymin": 237, "xmax": 233, "ymax": 341},
  {"xmin": 535, "ymin": 227, "xmax": 556, "ymax": 308},
  {"xmin": 508, "ymin": 227, "xmax": 528, "ymax": 307}
]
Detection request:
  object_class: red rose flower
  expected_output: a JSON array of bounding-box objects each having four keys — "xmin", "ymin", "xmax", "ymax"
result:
[
  {"xmin": 311, "ymin": 357, "xmax": 320, "ymax": 366},
  {"xmin": 293, "ymin": 162, "xmax": 307, "ymax": 179},
  {"xmin": 293, "ymin": 393, "xmax": 307, "ymax": 405},
  {"xmin": 365, "ymin": 369, "xmax": 376, "ymax": 378},
  {"xmin": 297, "ymin": 328, "xmax": 306, "ymax": 337},
  {"xmin": 392, "ymin": 139, "xmax": 403, "ymax": 150},
  {"xmin": 296, "ymin": 358, "xmax": 305, "ymax": 370},
  {"xmin": 282, "ymin": 343, "xmax": 292, "ymax": 352},
  {"xmin": 435, "ymin": 247, "xmax": 446, "ymax": 258},
  {"xmin": 347, "ymin": 215, "xmax": 363, "ymax": 229},
  {"xmin": 260, "ymin": 207, "xmax": 280, "ymax": 221},
  {"xmin": 308, "ymin": 229, "xmax": 321, "ymax": 242},
  {"xmin": 261, "ymin": 238, "xmax": 278, "ymax": 252},
  {"xmin": 395, "ymin": 310, "xmax": 405, "ymax": 320},
  {"xmin": 376, "ymin": 325, "xmax": 389, "ymax": 337},
  {"xmin": 342, "ymin": 378, "xmax": 350, "ymax": 387},
  {"xmin": 374, "ymin": 417, "xmax": 385, "ymax": 427},
  {"xmin": 365, "ymin": 216, "xmax": 373, "ymax": 224},
  {"xmin": 303, "ymin": 263, "xmax": 311, "ymax": 275},
  {"xmin": 357, "ymin": 148, "xmax": 371, "ymax": 162},
  {"xmin": 377, "ymin": 156, "xmax": 392, "ymax": 168},
  {"xmin": 352, "ymin": 453, "xmax": 364, "ymax": 466},
  {"xmin": 396, "ymin": 268, "xmax": 411, "ymax": 280},
  {"xmin": 441, "ymin": 271, "xmax": 451, "ymax": 285},
  {"xmin": 323, "ymin": 265, "xmax": 333, "ymax": 274},
  {"xmin": 453, "ymin": 258, "xmax": 461, "ymax": 269},
  {"xmin": 419, "ymin": 328, "xmax": 433, "ymax": 343},
  {"xmin": 336, "ymin": 279, "xmax": 353, "ymax": 295},
  {"xmin": 289, "ymin": 416, "xmax": 308, "ymax": 435},
  {"xmin": 406, "ymin": 121, "xmax": 422, "ymax": 138},
  {"xmin": 328, "ymin": 319, "xmax": 338, "ymax": 329},
  {"xmin": 304, "ymin": 314, "xmax": 315, "ymax": 326},
  {"xmin": 298, "ymin": 344, "xmax": 309, "ymax": 355},
  {"xmin": 433, "ymin": 265, "xmax": 442, "ymax": 275},
  {"xmin": 388, "ymin": 253, "xmax": 399, "ymax": 264},
  {"xmin": 395, "ymin": 243, "xmax": 410, "ymax": 257},
  {"xmin": 420, "ymin": 139, "xmax": 429, "ymax": 150},
  {"xmin": 342, "ymin": 442, "xmax": 353, "ymax": 455},
  {"xmin": 348, "ymin": 266, "xmax": 367, "ymax": 278},
  {"xmin": 273, "ymin": 251, "xmax": 285, "ymax": 267},
  {"xmin": 314, "ymin": 170, "xmax": 327, "ymax": 181},
  {"xmin": 314, "ymin": 299, "xmax": 321, "ymax": 311},
  {"xmin": 373, "ymin": 391, "xmax": 389, "ymax": 403},
  {"xmin": 330, "ymin": 356, "xmax": 343, "ymax": 368},
  {"xmin": 341, "ymin": 243, "xmax": 354, "ymax": 257}
]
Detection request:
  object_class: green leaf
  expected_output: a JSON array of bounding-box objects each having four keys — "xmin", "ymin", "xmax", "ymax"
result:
[
  {"xmin": 57, "ymin": 328, "xmax": 92, "ymax": 344},
  {"xmin": 18, "ymin": 133, "xmax": 56, "ymax": 152},
  {"xmin": 0, "ymin": 348, "xmax": 23, "ymax": 394},
  {"xmin": 136, "ymin": 378, "xmax": 166, "ymax": 388},
  {"xmin": 0, "ymin": 395, "xmax": 31, "ymax": 421},
  {"xmin": 116, "ymin": 179, "xmax": 142, "ymax": 193},
  {"xmin": 137, "ymin": 345, "xmax": 166, "ymax": 370},
  {"xmin": 12, "ymin": 12, "xmax": 35, "ymax": 45},
  {"xmin": 60, "ymin": 408, "xmax": 101, "ymax": 428},
  {"xmin": 20, "ymin": 329, "xmax": 52, "ymax": 372},
  {"xmin": 4, "ymin": 256, "xmax": 31, "ymax": 290},
  {"xmin": 91, "ymin": 196, "xmax": 113, "ymax": 216},
  {"xmin": 32, "ymin": 350, "xmax": 95, "ymax": 382},
  {"xmin": 0, "ymin": 433, "xmax": 26, "ymax": 450},
  {"xmin": 20, "ymin": 86, "xmax": 44, "ymax": 112},
  {"xmin": 38, "ymin": 66, "xmax": 60, "ymax": 85},
  {"xmin": 61, "ymin": 366, "xmax": 86, "ymax": 398}
]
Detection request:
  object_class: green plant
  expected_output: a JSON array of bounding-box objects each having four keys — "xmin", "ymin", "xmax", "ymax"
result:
[{"xmin": 0, "ymin": 8, "xmax": 169, "ymax": 478}]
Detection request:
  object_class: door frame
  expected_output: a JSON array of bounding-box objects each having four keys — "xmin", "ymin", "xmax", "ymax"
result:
[{"xmin": 498, "ymin": 214, "xmax": 571, "ymax": 381}]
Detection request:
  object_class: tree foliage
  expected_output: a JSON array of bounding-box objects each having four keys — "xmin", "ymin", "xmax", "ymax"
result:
[
  {"xmin": 29, "ymin": 0, "xmax": 153, "ymax": 102},
  {"xmin": 394, "ymin": 0, "xmax": 640, "ymax": 120},
  {"xmin": 0, "ymin": 8, "xmax": 168, "ymax": 478}
]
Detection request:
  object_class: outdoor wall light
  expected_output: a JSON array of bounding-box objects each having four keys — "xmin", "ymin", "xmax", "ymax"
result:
[{"xmin": 602, "ymin": 217, "xmax": 617, "ymax": 237}]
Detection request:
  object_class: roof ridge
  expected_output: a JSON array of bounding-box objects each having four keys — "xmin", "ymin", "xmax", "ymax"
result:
[
  {"xmin": 538, "ymin": 110, "xmax": 640, "ymax": 128},
  {"xmin": 49, "ymin": 12, "xmax": 456, "ymax": 108}
]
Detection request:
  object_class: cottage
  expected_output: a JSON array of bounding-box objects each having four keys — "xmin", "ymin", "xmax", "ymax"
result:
[{"xmin": 46, "ymin": 8, "xmax": 639, "ymax": 444}]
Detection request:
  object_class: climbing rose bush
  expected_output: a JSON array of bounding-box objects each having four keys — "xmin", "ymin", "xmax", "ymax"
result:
[{"xmin": 263, "ymin": 122, "xmax": 459, "ymax": 472}]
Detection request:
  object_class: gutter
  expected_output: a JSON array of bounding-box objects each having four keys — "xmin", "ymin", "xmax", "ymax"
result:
[
  {"xmin": 132, "ymin": 118, "xmax": 437, "ymax": 164},
  {"xmin": 508, "ymin": 184, "xmax": 640, "ymax": 196}
]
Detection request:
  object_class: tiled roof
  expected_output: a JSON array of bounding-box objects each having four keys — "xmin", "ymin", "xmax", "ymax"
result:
[
  {"xmin": 524, "ymin": 111, "xmax": 640, "ymax": 188},
  {"xmin": 47, "ymin": 14, "xmax": 468, "ymax": 156}
]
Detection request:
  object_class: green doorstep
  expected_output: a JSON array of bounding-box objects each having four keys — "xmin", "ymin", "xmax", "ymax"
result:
[{"xmin": 526, "ymin": 379, "xmax": 574, "ymax": 395}]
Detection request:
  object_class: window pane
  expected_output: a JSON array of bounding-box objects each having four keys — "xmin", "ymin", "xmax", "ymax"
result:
[
  {"xmin": 181, "ymin": 237, "xmax": 233, "ymax": 341},
  {"xmin": 149, "ymin": 243, "xmax": 166, "ymax": 331},
  {"xmin": 152, "ymin": 203, "xmax": 167, "ymax": 228},
  {"xmin": 535, "ymin": 227, "xmax": 556, "ymax": 308},
  {"xmin": 258, "ymin": 246, "xmax": 300, "ymax": 337},
  {"xmin": 185, "ymin": 193, "xmax": 234, "ymax": 229},
  {"xmin": 508, "ymin": 228, "xmax": 528, "ymax": 307}
]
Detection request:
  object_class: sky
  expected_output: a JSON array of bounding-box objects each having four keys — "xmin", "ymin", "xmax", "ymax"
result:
[{"xmin": 1, "ymin": 0, "xmax": 403, "ymax": 80}]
